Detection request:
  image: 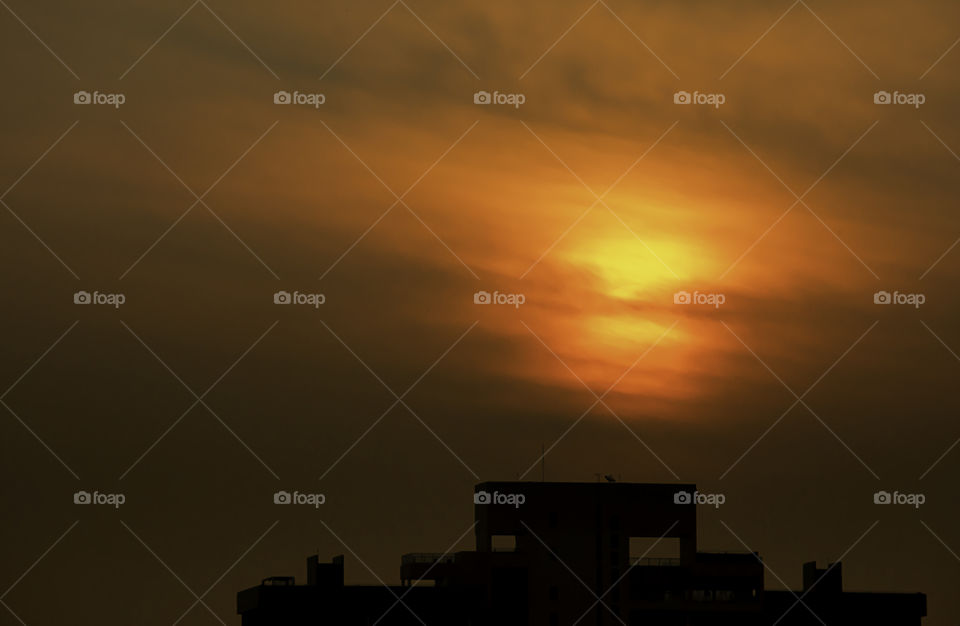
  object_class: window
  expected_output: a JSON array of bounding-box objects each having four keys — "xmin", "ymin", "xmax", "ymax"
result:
[{"xmin": 628, "ymin": 537, "xmax": 680, "ymax": 565}]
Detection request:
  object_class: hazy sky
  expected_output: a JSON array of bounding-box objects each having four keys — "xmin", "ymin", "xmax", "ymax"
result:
[{"xmin": 1, "ymin": 0, "xmax": 959, "ymax": 624}]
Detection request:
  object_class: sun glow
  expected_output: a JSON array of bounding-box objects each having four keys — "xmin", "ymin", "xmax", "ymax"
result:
[{"xmin": 563, "ymin": 236, "xmax": 704, "ymax": 301}]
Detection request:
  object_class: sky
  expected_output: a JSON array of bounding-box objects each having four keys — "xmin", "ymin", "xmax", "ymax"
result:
[{"xmin": 1, "ymin": 0, "xmax": 959, "ymax": 624}]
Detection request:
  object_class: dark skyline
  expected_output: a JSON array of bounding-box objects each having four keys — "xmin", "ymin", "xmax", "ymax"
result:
[
  {"xmin": 1, "ymin": 0, "xmax": 959, "ymax": 624},
  {"xmin": 238, "ymin": 481, "xmax": 927, "ymax": 625}
]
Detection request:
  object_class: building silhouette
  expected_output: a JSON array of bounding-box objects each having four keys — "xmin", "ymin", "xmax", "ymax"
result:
[{"xmin": 238, "ymin": 481, "xmax": 926, "ymax": 625}]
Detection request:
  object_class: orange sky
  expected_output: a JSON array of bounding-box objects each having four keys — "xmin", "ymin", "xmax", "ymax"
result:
[{"xmin": 2, "ymin": 1, "xmax": 960, "ymax": 624}]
